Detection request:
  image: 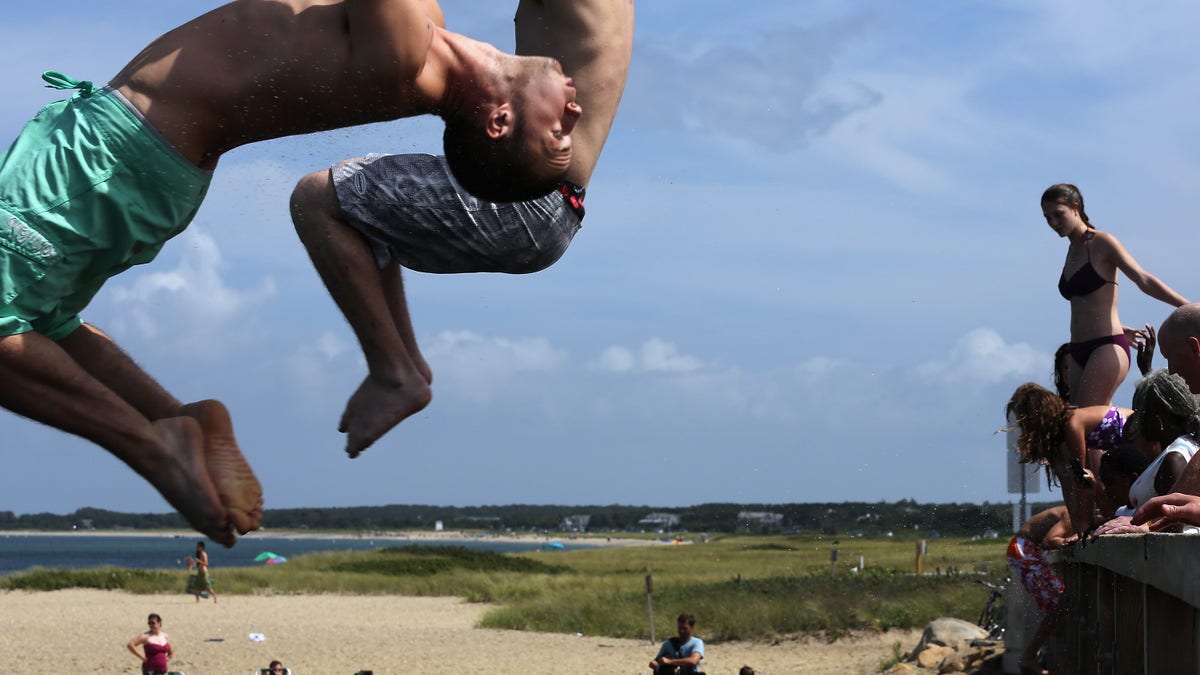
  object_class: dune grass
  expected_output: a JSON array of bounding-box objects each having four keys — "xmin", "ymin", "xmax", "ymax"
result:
[{"xmin": 0, "ymin": 534, "xmax": 1008, "ymax": 640}]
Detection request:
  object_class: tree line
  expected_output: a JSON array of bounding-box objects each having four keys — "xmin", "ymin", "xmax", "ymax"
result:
[{"xmin": 0, "ymin": 499, "xmax": 1059, "ymax": 537}]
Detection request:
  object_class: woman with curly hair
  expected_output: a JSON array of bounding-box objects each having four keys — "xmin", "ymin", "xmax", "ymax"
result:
[{"xmin": 1005, "ymin": 382, "xmax": 1132, "ymax": 532}]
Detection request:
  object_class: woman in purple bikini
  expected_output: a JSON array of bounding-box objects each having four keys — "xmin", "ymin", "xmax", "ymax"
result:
[
  {"xmin": 1006, "ymin": 382, "xmax": 1133, "ymax": 533},
  {"xmin": 1043, "ymin": 183, "xmax": 1189, "ymax": 408}
]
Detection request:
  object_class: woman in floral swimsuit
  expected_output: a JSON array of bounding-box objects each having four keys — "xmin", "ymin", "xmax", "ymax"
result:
[{"xmin": 1006, "ymin": 382, "xmax": 1132, "ymax": 533}]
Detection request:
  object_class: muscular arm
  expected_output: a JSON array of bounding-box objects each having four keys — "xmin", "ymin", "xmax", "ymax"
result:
[
  {"xmin": 1169, "ymin": 452, "xmax": 1200, "ymax": 495},
  {"xmin": 515, "ymin": 0, "xmax": 634, "ymax": 186},
  {"xmin": 1156, "ymin": 452, "xmax": 1188, "ymax": 497},
  {"xmin": 345, "ymin": 0, "xmax": 438, "ymax": 86}
]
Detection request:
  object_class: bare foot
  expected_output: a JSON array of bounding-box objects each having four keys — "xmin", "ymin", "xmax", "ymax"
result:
[
  {"xmin": 340, "ymin": 374, "xmax": 432, "ymax": 458},
  {"xmin": 181, "ymin": 400, "xmax": 263, "ymax": 535},
  {"xmin": 147, "ymin": 417, "xmax": 235, "ymax": 547}
]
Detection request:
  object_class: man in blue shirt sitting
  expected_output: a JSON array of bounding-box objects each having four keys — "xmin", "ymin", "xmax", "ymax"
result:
[{"xmin": 649, "ymin": 612, "xmax": 705, "ymax": 675}]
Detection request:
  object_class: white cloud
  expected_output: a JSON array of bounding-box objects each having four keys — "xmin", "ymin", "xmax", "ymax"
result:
[
  {"xmin": 590, "ymin": 338, "xmax": 708, "ymax": 374},
  {"xmin": 594, "ymin": 346, "xmax": 636, "ymax": 373},
  {"xmin": 101, "ymin": 228, "xmax": 277, "ymax": 357},
  {"xmin": 312, "ymin": 331, "xmax": 352, "ymax": 361},
  {"xmin": 424, "ymin": 330, "xmax": 569, "ymax": 404},
  {"xmin": 626, "ymin": 20, "xmax": 879, "ymax": 152},
  {"xmin": 915, "ymin": 328, "xmax": 1046, "ymax": 384}
]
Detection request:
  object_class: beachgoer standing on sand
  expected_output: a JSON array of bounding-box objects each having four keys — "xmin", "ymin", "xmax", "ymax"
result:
[
  {"xmin": 127, "ymin": 613, "xmax": 173, "ymax": 675},
  {"xmin": 1043, "ymin": 183, "xmax": 1188, "ymax": 408},
  {"xmin": 0, "ymin": 0, "xmax": 586, "ymax": 547},
  {"xmin": 193, "ymin": 541, "xmax": 217, "ymax": 604},
  {"xmin": 648, "ymin": 612, "xmax": 704, "ymax": 675}
]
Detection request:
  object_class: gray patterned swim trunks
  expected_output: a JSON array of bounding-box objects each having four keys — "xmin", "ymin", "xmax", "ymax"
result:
[{"xmin": 331, "ymin": 153, "xmax": 582, "ymax": 274}]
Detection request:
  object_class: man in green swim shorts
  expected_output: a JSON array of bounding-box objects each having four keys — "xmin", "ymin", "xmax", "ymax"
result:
[{"xmin": 0, "ymin": 0, "xmax": 586, "ymax": 548}]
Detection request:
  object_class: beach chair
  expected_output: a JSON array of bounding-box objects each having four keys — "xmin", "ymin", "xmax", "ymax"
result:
[{"xmin": 253, "ymin": 669, "xmax": 291, "ymax": 675}]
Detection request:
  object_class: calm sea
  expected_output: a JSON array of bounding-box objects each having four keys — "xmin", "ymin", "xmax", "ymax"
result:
[{"xmin": 0, "ymin": 534, "xmax": 590, "ymax": 577}]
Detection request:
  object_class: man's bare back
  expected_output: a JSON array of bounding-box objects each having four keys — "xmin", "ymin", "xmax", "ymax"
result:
[
  {"xmin": 110, "ymin": 0, "xmax": 437, "ymax": 169},
  {"xmin": 1019, "ymin": 506, "xmax": 1076, "ymax": 548}
]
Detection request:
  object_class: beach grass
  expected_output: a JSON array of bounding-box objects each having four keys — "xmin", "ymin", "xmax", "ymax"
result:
[{"xmin": 0, "ymin": 534, "xmax": 1007, "ymax": 640}]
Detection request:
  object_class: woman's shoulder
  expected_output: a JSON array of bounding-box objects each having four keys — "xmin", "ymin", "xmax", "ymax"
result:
[{"xmin": 1087, "ymin": 228, "xmax": 1130, "ymax": 256}]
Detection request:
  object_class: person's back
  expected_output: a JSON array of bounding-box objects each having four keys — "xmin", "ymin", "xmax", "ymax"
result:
[{"xmin": 110, "ymin": 0, "xmax": 436, "ymax": 169}]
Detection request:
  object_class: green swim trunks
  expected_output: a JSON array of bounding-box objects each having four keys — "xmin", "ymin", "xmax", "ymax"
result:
[{"xmin": 0, "ymin": 72, "xmax": 211, "ymax": 340}]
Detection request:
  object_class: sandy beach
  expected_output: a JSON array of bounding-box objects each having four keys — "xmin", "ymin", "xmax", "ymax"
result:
[{"xmin": 0, "ymin": 589, "xmax": 919, "ymax": 674}]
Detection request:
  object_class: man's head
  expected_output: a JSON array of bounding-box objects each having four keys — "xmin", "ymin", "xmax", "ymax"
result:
[
  {"xmin": 1159, "ymin": 304, "xmax": 1200, "ymax": 394},
  {"xmin": 676, "ymin": 612, "xmax": 696, "ymax": 639},
  {"xmin": 268, "ymin": 660, "xmax": 284, "ymax": 674},
  {"xmin": 444, "ymin": 55, "xmax": 582, "ymax": 203}
]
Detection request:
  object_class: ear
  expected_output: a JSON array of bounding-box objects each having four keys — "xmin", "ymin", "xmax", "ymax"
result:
[
  {"xmin": 1187, "ymin": 336, "xmax": 1200, "ymax": 359},
  {"xmin": 485, "ymin": 103, "xmax": 515, "ymax": 140}
]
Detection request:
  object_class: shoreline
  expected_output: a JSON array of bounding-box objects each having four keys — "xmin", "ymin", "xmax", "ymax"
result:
[{"xmin": 0, "ymin": 528, "xmax": 656, "ymax": 548}]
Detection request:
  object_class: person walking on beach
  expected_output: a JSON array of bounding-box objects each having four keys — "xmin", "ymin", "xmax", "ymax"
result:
[
  {"xmin": 191, "ymin": 541, "xmax": 217, "ymax": 604},
  {"xmin": 127, "ymin": 612, "xmax": 173, "ymax": 675},
  {"xmin": 0, "ymin": 0, "xmax": 587, "ymax": 548},
  {"xmin": 290, "ymin": 0, "xmax": 635, "ymax": 458},
  {"xmin": 1043, "ymin": 183, "xmax": 1188, "ymax": 408},
  {"xmin": 648, "ymin": 612, "xmax": 704, "ymax": 675}
]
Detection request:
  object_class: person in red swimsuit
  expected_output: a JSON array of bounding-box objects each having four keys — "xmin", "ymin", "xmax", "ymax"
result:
[
  {"xmin": 127, "ymin": 613, "xmax": 173, "ymax": 675},
  {"xmin": 1043, "ymin": 183, "xmax": 1189, "ymax": 408}
]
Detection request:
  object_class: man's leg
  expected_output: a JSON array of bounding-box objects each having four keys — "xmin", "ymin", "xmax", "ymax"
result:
[
  {"xmin": 290, "ymin": 170, "xmax": 432, "ymax": 458},
  {"xmin": 0, "ymin": 330, "xmax": 235, "ymax": 546},
  {"xmin": 380, "ymin": 264, "xmax": 433, "ymax": 385},
  {"xmin": 57, "ymin": 324, "xmax": 262, "ymax": 534}
]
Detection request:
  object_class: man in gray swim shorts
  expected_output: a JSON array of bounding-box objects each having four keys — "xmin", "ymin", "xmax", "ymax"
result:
[
  {"xmin": 0, "ymin": 0, "xmax": 586, "ymax": 548},
  {"xmin": 330, "ymin": 152, "xmax": 584, "ymax": 275},
  {"xmin": 290, "ymin": 0, "xmax": 635, "ymax": 458}
]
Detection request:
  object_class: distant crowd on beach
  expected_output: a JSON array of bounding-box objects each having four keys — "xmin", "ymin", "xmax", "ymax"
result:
[{"xmin": 1003, "ymin": 184, "xmax": 1200, "ymax": 674}]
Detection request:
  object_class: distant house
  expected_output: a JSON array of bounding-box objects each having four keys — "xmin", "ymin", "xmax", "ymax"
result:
[
  {"xmin": 638, "ymin": 512, "xmax": 681, "ymax": 530},
  {"xmin": 560, "ymin": 515, "xmax": 591, "ymax": 532},
  {"xmin": 736, "ymin": 511, "xmax": 784, "ymax": 533}
]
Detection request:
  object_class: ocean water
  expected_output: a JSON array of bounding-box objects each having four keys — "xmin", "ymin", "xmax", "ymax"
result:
[{"xmin": 0, "ymin": 533, "xmax": 587, "ymax": 577}]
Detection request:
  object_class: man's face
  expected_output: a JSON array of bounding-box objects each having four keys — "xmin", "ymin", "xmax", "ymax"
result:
[
  {"xmin": 677, "ymin": 620, "xmax": 693, "ymax": 640},
  {"xmin": 1160, "ymin": 329, "xmax": 1200, "ymax": 394},
  {"xmin": 516, "ymin": 57, "xmax": 583, "ymax": 176}
]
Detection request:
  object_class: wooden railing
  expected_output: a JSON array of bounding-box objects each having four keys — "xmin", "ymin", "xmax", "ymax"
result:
[{"xmin": 1006, "ymin": 534, "xmax": 1200, "ymax": 674}]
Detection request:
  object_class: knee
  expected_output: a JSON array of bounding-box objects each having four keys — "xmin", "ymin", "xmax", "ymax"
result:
[{"xmin": 289, "ymin": 170, "xmax": 336, "ymax": 236}]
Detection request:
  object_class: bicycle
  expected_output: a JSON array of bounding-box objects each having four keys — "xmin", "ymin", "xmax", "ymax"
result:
[{"xmin": 976, "ymin": 578, "xmax": 1008, "ymax": 642}]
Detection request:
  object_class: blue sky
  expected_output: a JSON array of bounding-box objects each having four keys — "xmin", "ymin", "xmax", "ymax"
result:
[{"xmin": 4, "ymin": 1, "xmax": 1200, "ymax": 515}]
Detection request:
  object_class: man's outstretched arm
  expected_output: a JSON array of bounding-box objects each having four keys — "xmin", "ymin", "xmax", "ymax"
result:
[
  {"xmin": 345, "ymin": 0, "xmax": 441, "ymax": 85},
  {"xmin": 515, "ymin": 0, "xmax": 635, "ymax": 187}
]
